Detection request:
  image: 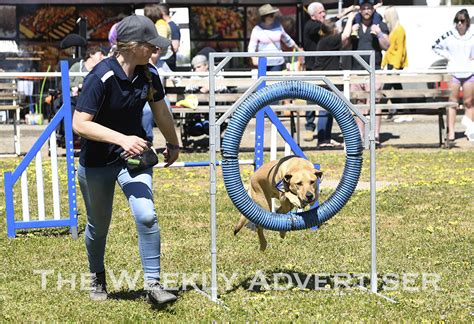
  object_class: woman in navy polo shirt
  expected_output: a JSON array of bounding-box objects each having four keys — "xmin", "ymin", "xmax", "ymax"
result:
[{"xmin": 73, "ymin": 15, "xmax": 180, "ymax": 305}]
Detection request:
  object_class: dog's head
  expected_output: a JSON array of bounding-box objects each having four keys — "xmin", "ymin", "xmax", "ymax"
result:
[{"xmin": 283, "ymin": 163, "xmax": 322, "ymax": 209}]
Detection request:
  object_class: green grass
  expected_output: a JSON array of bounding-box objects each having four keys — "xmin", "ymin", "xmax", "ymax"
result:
[{"xmin": 0, "ymin": 149, "xmax": 473, "ymax": 321}]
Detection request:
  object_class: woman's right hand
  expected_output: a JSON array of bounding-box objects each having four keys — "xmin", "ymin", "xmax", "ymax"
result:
[{"xmin": 120, "ymin": 135, "xmax": 150, "ymax": 159}]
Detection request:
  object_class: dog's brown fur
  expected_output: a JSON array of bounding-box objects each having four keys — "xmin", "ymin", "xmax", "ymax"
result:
[{"xmin": 234, "ymin": 156, "xmax": 322, "ymax": 251}]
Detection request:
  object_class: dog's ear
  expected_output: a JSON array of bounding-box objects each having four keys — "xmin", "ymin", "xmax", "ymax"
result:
[
  {"xmin": 283, "ymin": 173, "xmax": 292, "ymax": 190},
  {"xmin": 315, "ymin": 170, "xmax": 323, "ymax": 180}
]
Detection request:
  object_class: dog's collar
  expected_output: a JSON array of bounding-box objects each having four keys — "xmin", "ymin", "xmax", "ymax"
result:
[
  {"xmin": 275, "ymin": 180, "xmax": 297, "ymax": 196},
  {"xmin": 275, "ymin": 180, "xmax": 286, "ymax": 193}
]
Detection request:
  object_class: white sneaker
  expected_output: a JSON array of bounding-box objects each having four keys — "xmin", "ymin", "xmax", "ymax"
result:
[{"xmin": 461, "ymin": 116, "xmax": 474, "ymax": 142}]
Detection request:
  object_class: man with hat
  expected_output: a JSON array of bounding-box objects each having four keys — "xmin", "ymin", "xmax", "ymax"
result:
[
  {"xmin": 350, "ymin": 0, "xmax": 390, "ymax": 147},
  {"xmin": 73, "ymin": 14, "xmax": 180, "ymax": 306}
]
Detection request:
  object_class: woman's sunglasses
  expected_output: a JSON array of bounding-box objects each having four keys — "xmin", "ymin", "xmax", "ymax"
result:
[{"xmin": 454, "ymin": 18, "xmax": 466, "ymax": 24}]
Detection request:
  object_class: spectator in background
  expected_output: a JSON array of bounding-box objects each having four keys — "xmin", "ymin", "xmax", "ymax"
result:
[
  {"xmin": 350, "ymin": 0, "xmax": 390, "ymax": 147},
  {"xmin": 145, "ymin": 5, "xmax": 172, "ymax": 63},
  {"xmin": 141, "ymin": 45, "xmax": 174, "ymax": 142},
  {"xmin": 381, "ymin": 6, "xmax": 408, "ymax": 121},
  {"xmin": 311, "ymin": 12, "xmax": 355, "ymax": 148},
  {"xmin": 303, "ymin": 1, "xmax": 355, "ymax": 142},
  {"xmin": 302, "ymin": 2, "xmax": 326, "ymax": 75},
  {"xmin": 248, "ymin": 4, "xmax": 302, "ymax": 71},
  {"xmin": 182, "ymin": 54, "xmax": 228, "ymax": 136},
  {"xmin": 432, "ymin": 9, "xmax": 474, "ymax": 147},
  {"xmin": 158, "ymin": 3, "xmax": 181, "ymax": 70},
  {"xmin": 140, "ymin": 7, "xmax": 176, "ymax": 142},
  {"xmin": 69, "ymin": 46, "xmax": 105, "ymax": 96},
  {"xmin": 352, "ymin": 0, "xmax": 383, "ymax": 36}
]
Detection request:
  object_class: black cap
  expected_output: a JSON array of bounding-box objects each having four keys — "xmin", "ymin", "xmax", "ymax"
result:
[
  {"xmin": 359, "ymin": 0, "xmax": 375, "ymax": 5},
  {"xmin": 116, "ymin": 14, "xmax": 171, "ymax": 49}
]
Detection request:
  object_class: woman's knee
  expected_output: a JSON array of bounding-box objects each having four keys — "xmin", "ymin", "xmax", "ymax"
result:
[{"xmin": 136, "ymin": 212, "xmax": 157, "ymax": 228}]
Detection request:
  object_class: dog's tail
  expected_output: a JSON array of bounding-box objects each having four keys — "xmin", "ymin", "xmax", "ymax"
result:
[{"xmin": 234, "ymin": 215, "xmax": 248, "ymax": 235}]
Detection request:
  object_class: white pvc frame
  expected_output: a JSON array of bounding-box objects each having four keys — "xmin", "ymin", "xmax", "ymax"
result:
[{"xmin": 206, "ymin": 50, "xmax": 395, "ymax": 305}]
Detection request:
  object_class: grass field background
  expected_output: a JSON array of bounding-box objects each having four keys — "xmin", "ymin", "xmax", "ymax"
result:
[{"xmin": 0, "ymin": 149, "xmax": 472, "ymax": 321}]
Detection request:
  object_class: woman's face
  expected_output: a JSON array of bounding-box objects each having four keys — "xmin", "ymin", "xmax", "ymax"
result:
[
  {"xmin": 263, "ymin": 13, "xmax": 276, "ymax": 24},
  {"xmin": 134, "ymin": 43, "xmax": 158, "ymax": 65},
  {"xmin": 455, "ymin": 15, "xmax": 468, "ymax": 35}
]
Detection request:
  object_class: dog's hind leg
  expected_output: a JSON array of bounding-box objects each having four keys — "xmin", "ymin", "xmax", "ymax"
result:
[
  {"xmin": 234, "ymin": 215, "xmax": 248, "ymax": 235},
  {"xmin": 257, "ymin": 226, "xmax": 268, "ymax": 251}
]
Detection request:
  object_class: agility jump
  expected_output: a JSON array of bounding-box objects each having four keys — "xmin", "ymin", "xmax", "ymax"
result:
[
  {"xmin": 208, "ymin": 50, "xmax": 380, "ymax": 302},
  {"xmin": 221, "ymin": 80, "xmax": 363, "ymax": 231}
]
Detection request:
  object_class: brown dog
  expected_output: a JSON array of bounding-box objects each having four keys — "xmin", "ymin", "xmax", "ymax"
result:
[{"xmin": 234, "ymin": 156, "xmax": 322, "ymax": 251}]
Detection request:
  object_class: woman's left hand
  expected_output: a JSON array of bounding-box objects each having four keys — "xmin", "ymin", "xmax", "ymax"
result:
[{"xmin": 163, "ymin": 143, "xmax": 180, "ymax": 167}]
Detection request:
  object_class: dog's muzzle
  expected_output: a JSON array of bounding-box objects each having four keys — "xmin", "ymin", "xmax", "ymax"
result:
[{"xmin": 302, "ymin": 191, "xmax": 317, "ymax": 207}]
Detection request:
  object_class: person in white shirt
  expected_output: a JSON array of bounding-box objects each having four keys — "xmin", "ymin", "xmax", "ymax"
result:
[{"xmin": 432, "ymin": 9, "xmax": 474, "ymax": 145}]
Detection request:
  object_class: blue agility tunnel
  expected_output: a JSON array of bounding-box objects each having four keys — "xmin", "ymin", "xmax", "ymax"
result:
[{"xmin": 221, "ymin": 81, "xmax": 363, "ymax": 231}]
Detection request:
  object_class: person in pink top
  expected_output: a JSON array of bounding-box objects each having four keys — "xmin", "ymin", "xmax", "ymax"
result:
[{"xmin": 248, "ymin": 4, "xmax": 302, "ymax": 71}]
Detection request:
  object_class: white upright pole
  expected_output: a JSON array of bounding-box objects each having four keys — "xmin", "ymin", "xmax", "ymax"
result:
[
  {"xmin": 369, "ymin": 53, "xmax": 377, "ymax": 294},
  {"xmin": 21, "ymin": 170, "xmax": 29, "ymax": 222},
  {"xmin": 209, "ymin": 56, "xmax": 218, "ymax": 302},
  {"xmin": 50, "ymin": 132, "xmax": 61, "ymax": 220},
  {"xmin": 35, "ymin": 152, "xmax": 45, "ymax": 221},
  {"xmin": 270, "ymin": 124, "xmax": 277, "ymax": 161}
]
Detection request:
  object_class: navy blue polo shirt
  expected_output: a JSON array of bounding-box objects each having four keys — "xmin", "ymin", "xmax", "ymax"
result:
[{"xmin": 75, "ymin": 56, "xmax": 165, "ymax": 167}]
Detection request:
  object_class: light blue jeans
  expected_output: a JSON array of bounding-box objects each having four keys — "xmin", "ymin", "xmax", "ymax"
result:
[{"xmin": 77, "ymin": 163, "xmax": 160, "ymax": 282}]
